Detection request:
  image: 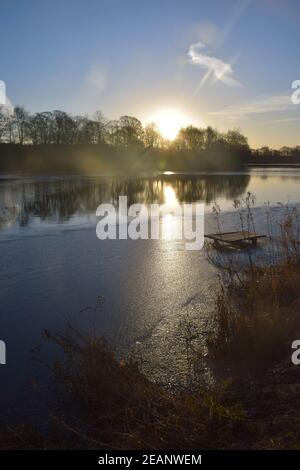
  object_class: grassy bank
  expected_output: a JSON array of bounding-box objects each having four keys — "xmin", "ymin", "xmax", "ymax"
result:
[
  {"xmin": 0, "ymin": 328, "xmax": 248, "ymax": 450},
  {"xmin": 0, "ymin": 142, "xmax": 247, "ymax": 175},
  {"xmin": 2, "ymin": 288, "xmax": 300, "ymax": 451}
]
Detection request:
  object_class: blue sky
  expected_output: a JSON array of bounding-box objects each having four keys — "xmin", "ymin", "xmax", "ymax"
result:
[{"xmin": 1, "ymin": 0, "xmax": 300, "ymax": 147}]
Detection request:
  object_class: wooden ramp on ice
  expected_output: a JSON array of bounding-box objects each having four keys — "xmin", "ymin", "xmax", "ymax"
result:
[{"xmin": 204, "ymin": 231, "xmax": 266, "ymax": 248}]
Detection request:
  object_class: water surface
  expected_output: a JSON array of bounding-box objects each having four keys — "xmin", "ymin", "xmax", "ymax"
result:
[{"xmin": 1, "ymin": 168, "xmax": 300, "ymax": 423}]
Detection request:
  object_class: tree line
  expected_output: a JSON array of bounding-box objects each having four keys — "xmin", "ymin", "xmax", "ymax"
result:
[
  {"xmin": 0, "ymin": 105, "xmax": 249, "ymax": 151},
  {"xmin": 0, "ymin": 106, "xmax": 299, "ymax": 172},
  {"xmin": 252, "ymin": 145, "xmax": 300, "ymax": 162}
]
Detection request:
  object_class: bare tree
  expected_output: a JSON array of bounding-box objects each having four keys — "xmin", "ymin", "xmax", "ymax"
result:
[
  {"xmin": 0, "ymin": 109, "xmax": 6, "ymax": 143},
  {"xmin": 94, "ymin": 111, "xmax": 107, "ymax": 144},
  {"xmin": 144, "ymin": 122, "xmax": 161, "ymax": 148},
  {"xmin": 119, "ymin": 115, "xmax": 144, "ymax": 146},
  {"xmin": 13, "ymin": 106, "xmax": 29, "ymax": 143},
  {"xmin": 176, "ymin": 126, "xmax": 205, "ymax": 150}
]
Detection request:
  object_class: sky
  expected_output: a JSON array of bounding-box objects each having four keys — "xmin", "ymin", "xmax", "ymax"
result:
[{"xmin": 0, "ymin": 0, "xmax": 300, "ymax": 148}]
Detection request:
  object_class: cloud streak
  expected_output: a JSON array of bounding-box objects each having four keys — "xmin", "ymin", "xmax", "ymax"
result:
[
  {"xmin": 209, "ymin": 93, "xmax": 294, "ymax": 121},
  {"xmin": 187, "ymin": 41, "xmax": 241, "ymax": 89},
  {"xmin": 85, "ymin": 66, "xmax": 107, "ymax": 92}
]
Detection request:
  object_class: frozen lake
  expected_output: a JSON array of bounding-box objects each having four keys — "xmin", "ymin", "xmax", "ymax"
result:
[{"xmin": 1, "ymin": 169, "xmax": 300, "ymax": 424}]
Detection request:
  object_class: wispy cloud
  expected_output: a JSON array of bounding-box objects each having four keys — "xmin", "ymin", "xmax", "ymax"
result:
[
  {"xmin": 71, "ymin": 65, "xmax": 108, "ymax": 114},
  {"xmin": 209, "ymin": 93, "xmax": 294, "ymax": 121},
  {"xmin": 262, "ymin": 117, "xmax": 300, "ymax": 125},
  {"xmin": 187, "ymin": 41, "xmax": 241, "ymax": 89},
  {"xmin": 85, "ymin": 66, "xmax": 107, "ymax": 92}
]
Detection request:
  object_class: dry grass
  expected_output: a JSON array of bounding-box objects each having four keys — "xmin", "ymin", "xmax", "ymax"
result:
[
  {"xmin": 33, "ymin": 328, "xmax": 246, "ymax": 450},
  {"xmin": 207, "ymin": 201, "xmax": 300, "ymax": 377},
  {"xmin": 3, "ymin": 312, "xmax": 300, "ymax": 450},
  {"xmin": 207, "ymin": 262, "xmax": 300, "ymax": 376}
]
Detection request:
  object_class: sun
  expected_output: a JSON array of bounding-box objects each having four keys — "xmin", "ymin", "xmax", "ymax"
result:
[{"xmin": 145, "ymin": 109, "xmax": 192, "ymax": 141}]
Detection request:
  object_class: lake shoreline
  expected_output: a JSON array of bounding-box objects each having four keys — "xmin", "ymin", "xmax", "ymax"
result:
[{"xmin": 2, "ymin": 249, "xmax": 300, "ymax": 449}]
